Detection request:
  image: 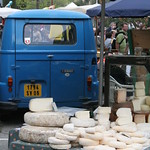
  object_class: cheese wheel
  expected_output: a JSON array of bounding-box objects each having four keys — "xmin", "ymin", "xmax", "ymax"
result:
[
  {"xmin": 134, "ymin": 114, "xmax": 145, "ymax": 124},
  {"xmin": 135, "ymin": 89, "xmax": 145, "ymax": 97},
  {"xmin": 48, "ymin": 137, "xmax": 69, "ymax": 145},
  {"xmin": 116, "ymin": 108, "xmax": 132, "ymax": 117},
  {"xmin": 97, "ymin": 106, "xmax": 111, "ymax": 114},
  {"xmin": 75, "ymin": 111, "xmax": 90, "ymax": 119},
  {"xmin": 116, "ymin": 133, "xmax": 132, "ymax": 145},
  {"xmin": 95, "ymin": 145, "xmax": 116, "ymax": 150},
  {"xmin": 63, "ymin": 123, "xmax": 74, "ymax": 132},
  {"xmin": 109, "ymin": 141, "xmax": 127, "ymax": 149},
  {"xmin": 85, "ymin": 127, "xmax": 95, "ymax": 134},
  {"xmin": 135, "ymin": 81, "xmax": 145, "ymax": 89},
  {"xmin": 121, "ymin": 131, "xmax": 144, "ymax": 138},
  {"xmin": 103, "ymin": 129, "xmax": 116, "ymax": 137},
  {"xmin": 24, "ymin": 111, "xmax": 69, "ymax": 127},
  {"xmin": 113, "ymin": 123, "xmax": 137, "ymax": 133},
  {"xmin": 61, "ymin": 130, "xmax": 80, "ymax": 137},
  {"xmin": 127, "ymin": 143, "xmax": 143, "ymax": 150},
  {"xmin": 70, "ymin": 117, "xmax": 96, "ymax": 127},
  {"xmin": 141, "ymin": 104, "xmax": 150, "ymax": 111},
  {"xmin": 55, "ymin": 132, "xmax": 77, "ymax": 141},
  {"xmin": 116, "ymin": 116, "xmax": 133, "ymax": 126},
  {"xmin": 95, "ymin": 125, "xmax": 106, "ymax": 132},
  {"xmin": 79, "ymin": 138, "xmax": 99, "ymax": 146},
  {"xmin": 100, "ymin": 136, "xmax": 117, "ymax": 145},
  {"xmin": 83, "ymin": 132, "xmax": 103, "ymax": 141},
  {"xmin": 49, "ymin": 144, "xmax": 71, "ymax": 150},
  {"xmin": 146, "ymin": 96, "xmax": 150, "ymax": 105},
  {"xmin": 131, "ymin": 137, "xmax": 147, "ymax": 144},
  {"xmin": 29, "ymin": 98, "xmax": 53, "ymax": 112},
  {"xmin": 19, "ymin": 125, "xmax": 62, "ymax": 144}
]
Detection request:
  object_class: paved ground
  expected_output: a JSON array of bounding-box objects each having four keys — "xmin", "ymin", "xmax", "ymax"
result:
[{"xmin": 0, "ymin": 110, "xmax": 26, "ymax": 150}]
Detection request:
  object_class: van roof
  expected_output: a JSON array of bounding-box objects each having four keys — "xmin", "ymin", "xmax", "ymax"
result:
[{"xmin": 7, "ymin": 9, "xmax": 90, "ymax": 20}]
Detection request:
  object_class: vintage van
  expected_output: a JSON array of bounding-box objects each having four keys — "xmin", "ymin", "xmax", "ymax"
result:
[{"xmin": 0, "ymin": 9, "xmax": 98, "ymax": 110}]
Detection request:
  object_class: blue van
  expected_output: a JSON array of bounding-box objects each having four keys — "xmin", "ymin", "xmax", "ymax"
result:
[{"xmin": 0, "ymin": 9, "xmax": 98, "ymax": 110}]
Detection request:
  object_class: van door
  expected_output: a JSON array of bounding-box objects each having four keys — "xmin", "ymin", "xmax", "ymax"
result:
[{"xmin": 15, "ymin": 20, "xmax": 84, "ymax": 107}]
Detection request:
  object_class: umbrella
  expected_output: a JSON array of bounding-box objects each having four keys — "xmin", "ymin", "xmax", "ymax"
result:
[
  {"xmin": 0, "ymin": 7, "xmax": 21, "ymax": 18},
  {"xmin": 106, "ymin": 0, "xmax": 150, "ymax": 18},
  {"xmin": 87, "ymin": 0, "xmax": 150, "ymax": 18}
]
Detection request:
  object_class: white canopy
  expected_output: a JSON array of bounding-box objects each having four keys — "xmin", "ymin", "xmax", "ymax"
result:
[
  {"xmin": 0, "ymin": 7, "xmax": 21, "ymax": 18},
  {"xmin": 57, "ymin": 2, "xmax": 100, "ymax": 14}
]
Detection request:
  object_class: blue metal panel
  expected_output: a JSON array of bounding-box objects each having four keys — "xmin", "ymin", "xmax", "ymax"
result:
[
  {"xmin": 8, "ymin": 9, "xmax": 90, "ymax": 20},
  {"xmin": 16, "ymin": 60, "xmax": 50, "ymax": 104},
  {"xmin": 51, "ymin": 61, "xmax": 84, "ymax": 107}
]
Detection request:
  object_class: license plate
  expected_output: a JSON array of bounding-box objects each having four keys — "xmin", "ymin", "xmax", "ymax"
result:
[{"xmin": 24, "ymin": 84, "xmax": 41, "ymax": 97}]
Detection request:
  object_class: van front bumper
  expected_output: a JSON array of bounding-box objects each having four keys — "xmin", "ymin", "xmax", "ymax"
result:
[{"xmin": 0, "ymin": 101, "xmax": 17, "ymax": 110}]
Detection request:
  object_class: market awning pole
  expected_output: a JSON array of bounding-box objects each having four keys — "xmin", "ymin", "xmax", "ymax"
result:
[{"xmin": 98, "ymin": 0, "xmax": 105, "ymax": 106}]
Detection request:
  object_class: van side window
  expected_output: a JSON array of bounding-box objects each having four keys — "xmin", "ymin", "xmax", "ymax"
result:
[{"xmin": 24, "ymin": 24, "xmax": 76, "ymax": 45}]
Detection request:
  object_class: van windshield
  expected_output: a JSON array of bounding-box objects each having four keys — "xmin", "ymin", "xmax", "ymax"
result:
[{"xmin": 24, "ymin": 24, "xmax": 76, "ymax": 45}]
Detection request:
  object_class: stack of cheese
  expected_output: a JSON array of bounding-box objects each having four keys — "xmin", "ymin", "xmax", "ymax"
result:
[
  {"xmin": 132, "ymin": 81, "xmax": 149, "ymax": 112},
  {"xmin": 48, "ymin": 123, "xmax": 80, "ymax": 150},
  {"xmin": 112, "ymin": 108, "xmax": 149, "ymax": 150},
  {"xmin": 19, "ymin": 98, "xmax": 69, "ymax": 144},
  {"xmin": 95, "ymin": 106, "xmax": 111, "ymax": 130}
]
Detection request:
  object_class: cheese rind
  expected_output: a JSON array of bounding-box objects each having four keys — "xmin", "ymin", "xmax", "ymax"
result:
[
  {"xmin": 19, "ymin": 125, "xmax": 62, "ymax": 144},
  {"xmin": 29, "ymin": 98, "xmax": 53, "ymax": 112},
  {"xmin": 24, "ymin": 112, "xmax": 69, "ymax": 127}
]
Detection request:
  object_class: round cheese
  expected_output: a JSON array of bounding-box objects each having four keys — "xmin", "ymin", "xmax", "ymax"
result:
[
  {"xmin": 70, "ymin": 117, "xmax": 96, "ymax": 127},
  {"xmin": 127, "ymin": 143, "xmax": 143, "ymax": 150},
  {"xmin": 63, "ymin": 123, "xmax": 74, "ymax": 132},
  {"xmin": 49, "ymin": 144, "xmax": 71, "ymax": 150},
  {"xmin": 83, "ymin": 132, "xmax": 103, "ymax": 141},
  {"xmin": 61, "ymin": 130, "xmax": 80, "ymax": 137},
  {"xmin": 79, "ymin": 138, "xmax": 99, "ymax": 146},
  {"xmin": 83, "ymin": 146, "xmax": 98, "ymax": 150},
  {"xmin": 116, "ymin": 133, "xmax": 132, "ymax": 145},
  {"xmin": 19, "ymin": 125, "xmax": 62, "ymax": 144},
  {"xmin": 55, "ymin": 132, "xmax": 77, "ymax": 141},
  {"xmin": 24, "ymin": 111, "xmax": 69, "ymax": 127},
  {"xmin": 109, "ymin": 141, "xmax": 126, "ymax": 149}
]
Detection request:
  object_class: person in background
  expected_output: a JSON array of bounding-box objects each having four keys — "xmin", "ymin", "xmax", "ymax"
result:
[
  {"xmin": 116, "ymin": 22, "xmax": 128, "ymax": 55},
  {"xmin": 104, "ymin": 32, "xmax": 112, "ymax": 53},
  {"xmin": 106, "ymin": 22, "xmax": 116, "ymax": 33}
]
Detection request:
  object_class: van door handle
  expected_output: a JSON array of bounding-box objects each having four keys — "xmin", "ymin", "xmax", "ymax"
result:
[{"xmin": 47, "ymin": 55, "xmax": 54, "ymax": 58}]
